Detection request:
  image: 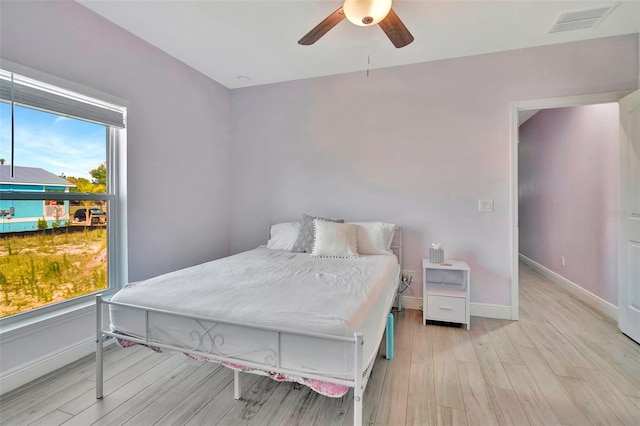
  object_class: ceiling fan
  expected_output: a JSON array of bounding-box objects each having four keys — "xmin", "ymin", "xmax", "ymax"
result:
[{"xmin": 298, "ymin": 0, "xmax": 414, "ymax": 48}]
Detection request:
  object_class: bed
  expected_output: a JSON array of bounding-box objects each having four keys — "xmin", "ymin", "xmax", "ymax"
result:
[{"xmin": 96, "ymin": 220, "xmax": 402, "ymax": 425}]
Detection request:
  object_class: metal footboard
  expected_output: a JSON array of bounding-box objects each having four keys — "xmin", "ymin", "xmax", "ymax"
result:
[{"xmin": 96, "ymin": 295, "xmax": 378, "ymax": 425}]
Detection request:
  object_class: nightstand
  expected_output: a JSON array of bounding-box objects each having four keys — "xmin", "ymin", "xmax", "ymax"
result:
[{"xmin": 422, "ymin": 259, "xmax": 470, "ymax": 330}]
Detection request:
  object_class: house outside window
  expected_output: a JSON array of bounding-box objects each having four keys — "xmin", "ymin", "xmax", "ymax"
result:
[
  {"xmin": 0, "ymin": 166, "xmax": 75, "ymax": 232},
  {"xmin": 0, "ymin": 65, "xmax": 126, "ymax": 319}
]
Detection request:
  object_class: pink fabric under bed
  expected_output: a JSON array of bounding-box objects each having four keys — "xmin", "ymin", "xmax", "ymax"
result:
[{"xmin": 115, "ymin": 334, "xmax": 365, "ymax": 397}]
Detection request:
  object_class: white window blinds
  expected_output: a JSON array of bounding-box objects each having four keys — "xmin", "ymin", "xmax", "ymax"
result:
[{"xmin": 0, "ymin": 69, "xmax": 125, "ymax": 128}]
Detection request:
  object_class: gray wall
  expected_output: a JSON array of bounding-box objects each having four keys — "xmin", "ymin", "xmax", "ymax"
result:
[
  {"xmin": 519, "ymin": 104, "xmax": 620, "ymax": 304},
  {"xmin": 0, "ymin": 1, "xmax": 230, "ymax": 376}
]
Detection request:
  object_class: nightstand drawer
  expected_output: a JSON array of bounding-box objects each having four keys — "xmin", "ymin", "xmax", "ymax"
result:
[{"xmin": 426, "ymin": 295, "xmax": 466, "ymax": 322}]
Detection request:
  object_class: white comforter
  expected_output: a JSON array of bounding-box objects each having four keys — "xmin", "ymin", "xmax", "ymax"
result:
[{"xmin": 111, "ymin": 246, "xmax": 399, "ymax": 337}]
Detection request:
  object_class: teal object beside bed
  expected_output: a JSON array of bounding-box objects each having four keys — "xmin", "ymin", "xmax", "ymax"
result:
[{"xmin": 385, "ymin": 313, "xmax": 394, "ymax": 360}]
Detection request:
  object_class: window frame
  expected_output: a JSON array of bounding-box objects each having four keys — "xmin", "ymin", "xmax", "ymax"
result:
[{"xmin": 0, "ymin": 59, "xmax": 127, "ymax": 326}]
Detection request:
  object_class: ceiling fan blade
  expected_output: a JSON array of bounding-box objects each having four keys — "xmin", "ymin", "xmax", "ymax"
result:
[
  {"xmin": 298, "ymin": 6, "xmax": 345, "ymax": 45},
  {"xmin": 378, "ymin": 8, "xmax": 414, "ymax": 48}
]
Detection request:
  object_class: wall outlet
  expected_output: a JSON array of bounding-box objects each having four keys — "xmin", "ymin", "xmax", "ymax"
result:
[
  {"xmin": 561, "ymin": 256, "xmax": 566, "ymax": 267},
  {"xmin": 402, "ymin": 270, "xmax": 415, "ymax": 281}
]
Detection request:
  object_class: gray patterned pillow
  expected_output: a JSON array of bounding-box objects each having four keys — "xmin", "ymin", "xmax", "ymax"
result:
[{"xmin": 291, "ymin": 214, "xmax": 343, "ymax": 253}]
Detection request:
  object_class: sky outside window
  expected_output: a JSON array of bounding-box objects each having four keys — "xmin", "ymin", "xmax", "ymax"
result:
[{"xmin": 0, "ymin": 103, "xmax": 106, "ymax": 180}]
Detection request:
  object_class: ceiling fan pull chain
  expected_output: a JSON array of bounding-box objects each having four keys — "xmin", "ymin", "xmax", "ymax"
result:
[{"xmin": 366, "ymin": 28, "xmax": 371, "ymax": 77}]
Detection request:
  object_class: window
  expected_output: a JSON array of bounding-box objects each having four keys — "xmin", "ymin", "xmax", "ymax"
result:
[{"xmin": 0, "ymin": 66, "xmax": 126, "ymax": 319}]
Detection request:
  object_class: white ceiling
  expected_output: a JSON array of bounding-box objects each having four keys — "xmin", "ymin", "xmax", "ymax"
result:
[{"xmin": 77, "ymin": 1, "xmax": 640, "ymax": 89}]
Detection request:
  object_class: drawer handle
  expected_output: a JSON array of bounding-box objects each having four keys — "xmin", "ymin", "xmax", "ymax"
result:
[{"xmin": 439, "ymin": 306, "xmax": 453, "ymax": 310}]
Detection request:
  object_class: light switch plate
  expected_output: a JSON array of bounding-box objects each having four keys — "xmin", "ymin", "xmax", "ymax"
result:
[{"xmin": 479, "ymin": 200, "xmax": 493, "ymax": 212}]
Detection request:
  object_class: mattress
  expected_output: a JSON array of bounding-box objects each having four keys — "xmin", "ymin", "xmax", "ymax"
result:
[{"xmin": 110, "ymin": 246, "xmax": 400, "ymax": 379}]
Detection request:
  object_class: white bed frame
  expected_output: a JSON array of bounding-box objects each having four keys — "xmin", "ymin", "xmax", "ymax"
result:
[{"xmin": 96, "ymin": 227, "xmax": 403, "ymax": 426}]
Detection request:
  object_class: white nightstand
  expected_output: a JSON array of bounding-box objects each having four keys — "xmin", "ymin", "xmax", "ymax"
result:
[{"xmin": 422, "ymin": 259, "xmax": 470, "ymax": 330}]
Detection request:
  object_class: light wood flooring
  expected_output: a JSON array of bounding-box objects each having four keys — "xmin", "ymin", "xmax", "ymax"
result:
[{"xmin": 1, "ymin": 262, "xmax": 639, "ymax": 425}]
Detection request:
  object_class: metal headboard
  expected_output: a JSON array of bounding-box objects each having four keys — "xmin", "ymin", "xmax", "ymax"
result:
[{"xmin": 390, "ymin": 227, "xmax": 403, "ymax": 271}]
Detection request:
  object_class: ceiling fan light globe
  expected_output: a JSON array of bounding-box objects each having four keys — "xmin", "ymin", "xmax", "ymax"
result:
[{"xmin": 343, "ymin": 0, "xmax": 392, "ymax": 27}]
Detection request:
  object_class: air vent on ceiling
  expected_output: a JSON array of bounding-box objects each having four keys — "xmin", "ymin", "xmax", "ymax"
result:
[{"xmin": 548, "ymin": 3, "xmax": 619, "ymax": 34}]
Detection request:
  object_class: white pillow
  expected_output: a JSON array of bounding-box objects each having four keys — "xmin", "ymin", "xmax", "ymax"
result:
[
  {"xmin": 311, "ymin": 220, "xmax": 358, "ymax": 258},
  {"xmin": 267, "ymin": 222, "xmax": 300, "ymax": 250},
  {"xmin": 349, "ymin": 222, "xmax": 395, "ymax": 255}
]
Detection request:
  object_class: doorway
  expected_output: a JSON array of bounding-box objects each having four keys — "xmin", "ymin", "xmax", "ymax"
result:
[{"xmin": 509, "ymin": 91, "xmax": 632, "ymax": 321}]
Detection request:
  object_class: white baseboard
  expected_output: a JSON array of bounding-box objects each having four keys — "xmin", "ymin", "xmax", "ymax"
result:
[
  {"xmin": 400, "ymin": 296, "xmax": 422, "ymax": 310},
  {"xmin": 519, "ymin": 254, "xmax": 617, "ymax": 320},
  {"xmin": 401, "ymin": 296, "xmax": 512, "ymax": 320},
  {"xmin": 0, "ymin": 339, "xmax": 113, "ymax": 395},
  {"xmin": 470, "ymin": 303, "xmax": 512, "ymax": 320}
]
